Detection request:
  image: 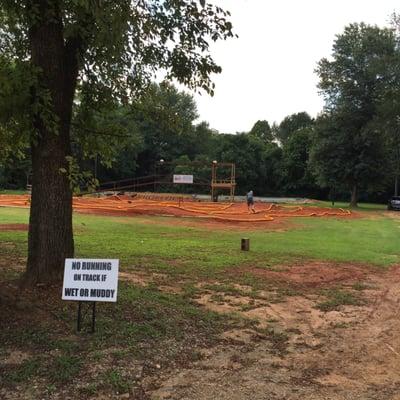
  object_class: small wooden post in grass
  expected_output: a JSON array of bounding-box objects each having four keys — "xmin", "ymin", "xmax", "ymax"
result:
[{"xmin": 241, "ymin": 238, "xmax": 250, "ymax": 251}]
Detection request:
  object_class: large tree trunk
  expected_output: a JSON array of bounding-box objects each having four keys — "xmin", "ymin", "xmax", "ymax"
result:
[
  {"xmin": 26, "ymin": 133, "xmax": 74, "ymax": 284},
  {"xmin": 350, "ymin": 184, "xmax": 358, "ymax": 208},
  {"xmin": 25, "ymin": 1, "xmax": 80, "ymax": 284}
]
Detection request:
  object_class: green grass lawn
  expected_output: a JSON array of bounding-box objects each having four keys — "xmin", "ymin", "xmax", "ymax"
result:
[
  {"xmin": 0, "ymin": 207, "xmax": 399, "ymax": 276},
  {"xmin": 316, "ymin": 200, "xmax": 387, "ymax": 211},
  {"xmin": 1, "ymin": 206, "xmax": 399, "ymax": 397},
  {"xmin": 0, "ymin": 189, "xmax": 29, "ymax": 195}
]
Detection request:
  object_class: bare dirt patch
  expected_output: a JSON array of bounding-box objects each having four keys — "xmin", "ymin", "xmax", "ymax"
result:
[
  {"xmin": 0, "ymin": 194, "xmax": 356, "ymax": 228},
  {"xmin": 1, "ymin": 350, "xmax": 31, "ymax": 366},
  {"xmin": 2, "ymin": 255, "xmax": 400, "ymax": 399},
  {"xmin": 129, "ymin": 215, "xmax": 300, "ymax": 231},
  {"xmin": 114, "ymin": 212, "xmax": 305, "ymax": 232},
  {"xmin": 387, "ymin": 211, "xmax": 400, "ymax": 220},
  {"xmin": 233, "ymin": 260, "xmax": 371, "ymax": 288},
  {"xmin": 0, "ymin": 224, "xmax": 28, "ymax": 231},
  {"xmin": 118, "ymin": 270, "xmax": 164, "ymax": 287},
  {"xmin": 119, "ymin": 270, "xmax": 183, "ymax": 294},
  {"xmin": 149, "ymin": 265, "xmax": 400, "ymax": 400}
]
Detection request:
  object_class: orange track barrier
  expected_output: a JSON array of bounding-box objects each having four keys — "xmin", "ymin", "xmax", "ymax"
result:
[{"xmin": 0, "ymin": 194, "xmax": 352, "ymax": 223}]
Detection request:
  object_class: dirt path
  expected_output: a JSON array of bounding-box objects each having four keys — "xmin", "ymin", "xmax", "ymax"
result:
[
  {"xmin": 0, "ymin": 224, "xmax": 28, "ymax": 231},
  {"xmin": 149, "ymin": 267, "xmax": 400, "ymax": 400},
  {"xmin": 0, "ymin": 194, "xmax": 355, "ymax": 226}
]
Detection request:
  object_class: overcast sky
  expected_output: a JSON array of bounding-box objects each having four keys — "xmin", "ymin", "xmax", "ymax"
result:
[{"xmin": 185, "ymin": 0, "xmax": 399, "ymax": 134}]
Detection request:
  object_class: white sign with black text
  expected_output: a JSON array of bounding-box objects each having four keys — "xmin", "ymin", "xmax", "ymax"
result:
[
  {"xmin": 173, "ymin": 174, "xmax": 193, "ymax": 184},
  {"xmin": 62, "ymin": 259, "xmax": 119, "ymax": 302}
]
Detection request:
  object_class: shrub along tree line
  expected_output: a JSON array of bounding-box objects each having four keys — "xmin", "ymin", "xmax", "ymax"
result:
[
  {"xmin": 0, "ymin": 88, "xmax": 322, "ymax": 198},
  {"xmin": 1, "ymin": 79, "xmax": 397, "ymax": 204}
]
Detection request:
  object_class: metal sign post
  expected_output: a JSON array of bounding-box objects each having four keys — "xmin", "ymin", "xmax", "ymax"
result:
[
  {"xmin": 91, "ymin": 302, "xmax": 96, "ymax": 333},
  {"xmin": 77, "ymin": 301, "xmax": 82, "ymax": 332},
  {"xmin": 63, "ymin": 258, "xmax": 119, "ymax": 334},
  {"xmin": 76, "ymin": 301, "xmax": 97, "ymax": 333}
]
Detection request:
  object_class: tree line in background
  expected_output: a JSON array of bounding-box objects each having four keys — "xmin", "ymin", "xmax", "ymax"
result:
[
  {"xmin": 0, "ymin": 83, "xmax": 321, "ymax": 198},
  {"xmin": 2, "ymin": 20, "xmax": 400, "ymax": 208}
]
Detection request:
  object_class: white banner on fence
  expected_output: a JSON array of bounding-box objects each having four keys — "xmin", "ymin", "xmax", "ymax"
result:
[
  {"xmin": 62, "ymin": 259, "xmax": 119, "ymax": 302},
  {"xmin": 173, "ymin": 174, "xmax": 193, "ymax": 184}
]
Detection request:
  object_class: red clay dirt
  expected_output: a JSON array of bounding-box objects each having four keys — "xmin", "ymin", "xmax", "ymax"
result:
[
  {"xmin": 0, "ymin": 194, "xmax": 354, "ymax": 226},
  {"xmin": 150, "ymin": 265, "xmax": 400, "ymax": 400},
  {"xmin": 0, "ymin": 224, "xmax": 28, "ymax": 231},
  {"xmin": 232, "ymin": 261, "xmax": 370, "ymax": 288}
]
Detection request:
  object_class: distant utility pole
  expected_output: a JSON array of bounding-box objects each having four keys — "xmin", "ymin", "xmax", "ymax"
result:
[
  {"xmin": 394, "ymin": 120, "xmax": 400, "ymax": 197},
  {"xmin": 94, "ymin": 155, "xmax": 98, "ymax": 181}
]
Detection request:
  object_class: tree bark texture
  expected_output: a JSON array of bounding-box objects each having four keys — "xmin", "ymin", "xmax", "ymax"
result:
[
  {"xmin": 350, "ymin": 184, "xmax": 358, "ymax": 208},
  {"xmin": 25, "ymin": 0, "xmax": 80, "ymax": 283}
]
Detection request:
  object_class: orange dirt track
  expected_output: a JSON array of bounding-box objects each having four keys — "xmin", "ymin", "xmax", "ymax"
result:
[{"xmin": 0, "ymin": 194, "xmax": 352, "ymax": 223}]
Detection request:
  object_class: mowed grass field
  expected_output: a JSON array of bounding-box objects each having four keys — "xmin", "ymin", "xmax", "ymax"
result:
[
  {"xmin": 1, "ymin": 204, "xmax": 400, "ymax": 398},
  {"xmin": 0, "ymin": 205, "xmax": 399, "ymax": 272}
]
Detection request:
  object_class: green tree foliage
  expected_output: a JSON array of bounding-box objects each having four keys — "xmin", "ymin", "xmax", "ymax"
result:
[
  {"xmin": 71, "ymin": 100, "xmax": 144, "ymax": 185},
  {"xmin": 374, "ymin": 14, "xmax": 400, "ymax": 196},
  {"xmin": 249, "ymin": 120, "xmax": 274, "ymax": 142},
  {"xmin": 213, "ymin": 133, "xmax": 283, "ymax": 195},
  {"xmin": 94, "ymin": 82, "xmax": 217, "ymax": 186},
  {"xmin": 0, "ymin": 57, "xmax": 34, "ymax": 160},
  {"xmin": 274, "ymin": 112, "xmax": 313, "ymax": 145},
  {"xmin": 86, "ymin": 92, "xmax": 287, "ymax": 196},
  {"xmin": 133, "ymin": 82, "xmax": 200, "ymax": 176},
  {"xmin": 313, "ymin": 23, "xmax": 396, "ymax": 207},
  {"xmin": 282, "ymin": 127, "xmax": 317, "ymax": 196},
  {"xmin": 311, "ymin": 111, "xmax": 389, "ymax": 205},
  {"xmin": 0, "ymin": 154, "xmax": 31, "ymax": 189},
  {"xmin": 0, "ymin": 0, "xmax": 235, "ymax": 283}
]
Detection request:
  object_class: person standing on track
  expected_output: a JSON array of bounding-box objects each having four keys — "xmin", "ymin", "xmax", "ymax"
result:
[{"xmin": 246, "ymin": 190, "xmax": 256, "ymax": 213}]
